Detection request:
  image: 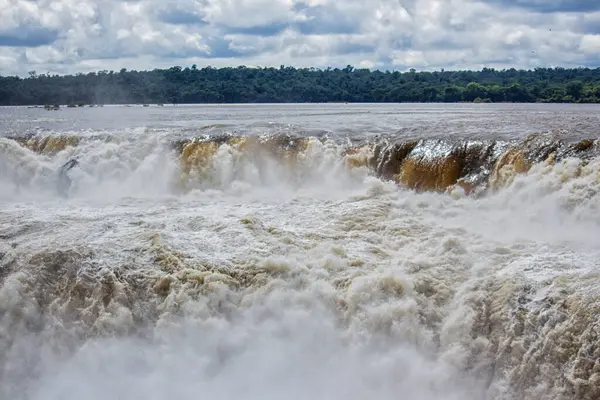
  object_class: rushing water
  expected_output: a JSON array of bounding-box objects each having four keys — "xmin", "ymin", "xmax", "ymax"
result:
[{"xmin": 1, "ymin": 103, "xmax": 600, "ymax": 400}]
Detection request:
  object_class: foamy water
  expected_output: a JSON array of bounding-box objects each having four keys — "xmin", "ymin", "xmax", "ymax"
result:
[{"xmin": 1, "ymin": 104, "xmax": 600, "ymax": 400}]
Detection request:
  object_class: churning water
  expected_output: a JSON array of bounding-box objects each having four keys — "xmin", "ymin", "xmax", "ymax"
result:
[{"xmin": 1, "ymin": 103, "xmax": 600, "ymax": 400}]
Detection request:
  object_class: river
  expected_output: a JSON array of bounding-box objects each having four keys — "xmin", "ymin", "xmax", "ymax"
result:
[{"xmin": 1, "ymin": 103, "xmax": 599, "ymax": 399}]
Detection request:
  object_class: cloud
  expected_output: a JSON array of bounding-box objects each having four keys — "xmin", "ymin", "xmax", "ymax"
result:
[
  {"xmin": 293, "ymin": 3, "xmax": 364, "ymax": 34},
  {"xmin": 0, "ymin": 27, "xmax": 59, "ymax": 47},
  {"xmin": 1, "ymin": 0, "xmax": 600, "ymax": 76},
  {"xmin": 482, "ymin": 0, "xmax": 600, "ymax": 14}
]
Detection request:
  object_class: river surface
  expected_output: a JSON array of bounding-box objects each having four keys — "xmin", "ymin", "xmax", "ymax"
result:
[
  {"xmin": 3, "ymin": 102, "xmax": 600, "ymax": 140},
  {"xmin": 1, "ymin": 103, "xmax": 600, "ymax": 400}
]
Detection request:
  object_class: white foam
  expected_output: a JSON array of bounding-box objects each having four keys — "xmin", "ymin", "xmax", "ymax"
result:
[{"xmin": 1, "ymin": 134, "xmax": 600, "ymax": 400}]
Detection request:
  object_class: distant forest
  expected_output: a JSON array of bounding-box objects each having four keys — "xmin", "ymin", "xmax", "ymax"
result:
[{"xmin": 1, "ymin": 65, "xmax": 600, "ymax": 105}]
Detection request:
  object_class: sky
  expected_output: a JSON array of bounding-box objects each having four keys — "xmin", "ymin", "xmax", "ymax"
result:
[{"xmin": 1, "ymin": 0, "xmax": 600, "ymax": 76}]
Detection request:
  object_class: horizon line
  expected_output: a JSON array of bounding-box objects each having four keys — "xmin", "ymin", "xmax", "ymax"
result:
[{"xmin": 4, "ymin": 64, "xmax": 600, "ymax": 79}]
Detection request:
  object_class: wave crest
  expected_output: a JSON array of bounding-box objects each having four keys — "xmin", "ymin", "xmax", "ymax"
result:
[{"xmin": 3, "ymin": 131, "xmax": 598, "ymax": 202}]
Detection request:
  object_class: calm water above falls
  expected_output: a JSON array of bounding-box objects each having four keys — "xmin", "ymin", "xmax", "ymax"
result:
[
  {"xmin": 1, "ymin": 103, "xmax": 599, "ymax": 400},
  {"xmin": 3, "ymin": 102, "xmax": 600, "ymax": 140}
]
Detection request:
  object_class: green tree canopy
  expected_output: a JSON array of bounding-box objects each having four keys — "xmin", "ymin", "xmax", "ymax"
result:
[{"xmin": 2, "ymin": 65, "xmax": 600, "ymax": 105}]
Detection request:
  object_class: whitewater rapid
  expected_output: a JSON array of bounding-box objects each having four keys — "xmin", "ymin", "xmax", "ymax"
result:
[{"xmin": 1, "ymin": 104, "xmax": 600, "ymax": 400}]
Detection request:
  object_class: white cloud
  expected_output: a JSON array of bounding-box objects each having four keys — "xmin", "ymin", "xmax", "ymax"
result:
[
  {"xmin": 0, "ymin": 0, "xmax": 599, "ymax": 76},
  {"xmin": 203, "ymin": 0, "xmax": 301, "ymax": 28},
  {"xmin": 580, "ymin": 34, "xmax": 600, "ymax": 53}
]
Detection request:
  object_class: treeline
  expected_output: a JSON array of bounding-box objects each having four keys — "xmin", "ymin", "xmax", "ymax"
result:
[{"xmin": 2, "ymin": 65, "xmax": 600, "ymax": 105}]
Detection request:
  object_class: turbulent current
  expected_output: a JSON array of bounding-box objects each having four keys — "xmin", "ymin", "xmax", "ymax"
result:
[{"xmin": 1, "ymin": 103, "xmax": 600, "ymax": 400}]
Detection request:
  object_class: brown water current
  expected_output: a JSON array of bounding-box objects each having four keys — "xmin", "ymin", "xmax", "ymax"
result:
[
  {"xmin": 5, "ymin": 130, "xmax": 598, "ymax": 194},
  {"xmin": 1, "ymin": 104, "xmax": 600, "ymax": 400}
]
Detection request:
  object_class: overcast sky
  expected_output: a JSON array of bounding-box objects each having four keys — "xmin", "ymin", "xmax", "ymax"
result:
[{"xmin": 1, "ymin": 0, "xmax": 600, "ymax": 76}]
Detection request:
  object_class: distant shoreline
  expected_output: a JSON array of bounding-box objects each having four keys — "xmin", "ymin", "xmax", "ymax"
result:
[
  {"xmin": 8, "ymin": 101, "xmax": 600, "ymax": 108},
  {"xmin": 2, "ymin": 65, "xmax": 600, "ymax": 105}
]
